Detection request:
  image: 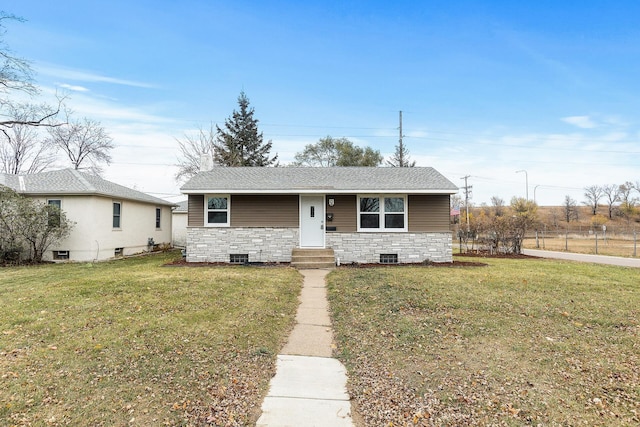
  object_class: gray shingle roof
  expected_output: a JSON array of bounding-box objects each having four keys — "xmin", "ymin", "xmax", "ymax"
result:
[
  {"xmin": 0, "ymin": 169, "xmax": 175, "ymax": 206},
  {"xmin": 173, "ymin": 200, "xmax": 188, "ymax": 212},
  {"xmin": 181, "ymin": 167, "xmax": 458, "ymax": 194}
]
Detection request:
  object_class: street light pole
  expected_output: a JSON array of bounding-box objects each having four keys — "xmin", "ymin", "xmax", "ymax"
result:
[
  {"xmin": 534, "ymin": 185, "xmax": 540, "ymax": 204},
  {"xmin": 516, "ymin": 170, "xmax": 528, "ymax": 200}
]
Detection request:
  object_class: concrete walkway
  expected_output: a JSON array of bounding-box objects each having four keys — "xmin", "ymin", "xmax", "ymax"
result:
[
  {"xmin": 256, "ymin": 269, "xmax": 355, "ymax": 427},
  {"xmin": 524, "ymin": 248, "xmax": 640, "ymax": 268}
]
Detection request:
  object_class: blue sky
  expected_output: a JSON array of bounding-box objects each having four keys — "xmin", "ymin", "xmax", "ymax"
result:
[{"xmin": 3, "ymin": 0, "xmax": 640, "ymax": 205}]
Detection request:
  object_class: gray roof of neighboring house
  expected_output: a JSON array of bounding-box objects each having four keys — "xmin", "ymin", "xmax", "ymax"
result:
[
  {"xmin": 173, "ymin": 200, "xmax": 188, "ymax": 213},
  {"xmin": 0, "ymin": 169, "xmax": 175, "ymax": 206},
  {"xmin": 180, "ymin": 167, "xmax": 458, "ymax": 194}
]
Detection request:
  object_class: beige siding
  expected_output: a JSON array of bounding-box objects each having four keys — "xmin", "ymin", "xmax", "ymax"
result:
[
  {"xmin": 408, "ymin": 194, "xmax": 451, "ymax": 232},
  {"xmin": 188, "ymin": 195, "xmax": 204, "ymax": 226},
  {"xmin": 325, "ymin": 195, "xmax": 357, "ymax": 232},
  {"xmin": 231, "ymin": 195, "xmax": 298, "ymax": 227}
]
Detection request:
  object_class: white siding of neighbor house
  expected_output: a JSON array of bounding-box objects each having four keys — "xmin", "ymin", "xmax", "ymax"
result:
[
  {"xmin": 33, "ymin": 195, "xmax": 173, "ymax": 262},
  {"xmin": 172, "ymin": 211, "xmax": 187, "ymax": 247}
]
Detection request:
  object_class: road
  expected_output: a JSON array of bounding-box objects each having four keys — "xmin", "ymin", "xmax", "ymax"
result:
[{"xmin": 523, "ymin": 249, "xmax": 640, "ymax": 268}]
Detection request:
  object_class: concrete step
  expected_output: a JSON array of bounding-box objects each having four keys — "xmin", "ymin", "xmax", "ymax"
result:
[
  {"xmin": 291, "ymin": 255, "xmax": 336, "ymax": 263},
  {"xmin": 291, "ymin": 248, "xmax": 335, "ymax": 257},
  {"xmin": 290, "ymin": 261, "xmax": 336, "ymax": 269},
  {"xmin": 291, "ymin": 248, "xmax": 335, "ymax": 269}
]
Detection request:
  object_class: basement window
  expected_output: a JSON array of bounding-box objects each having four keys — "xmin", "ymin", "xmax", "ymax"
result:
[
  {"xmin": 380, "ymin": 253, "xmax": 398, "ymax": 264},
  {"xmin": 53, "ymin": 250, "xmax": 69, "ymax": 260},
  {"xmin": 114, "ymin": 247, "xmax": 124, "ymax": 257},
  {"xmin": 230, "ymin": 254, "xmax": 249, "ymax": 264}
]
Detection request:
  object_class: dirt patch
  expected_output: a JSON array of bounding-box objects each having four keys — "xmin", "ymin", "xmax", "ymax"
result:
[
  {"xmin": 340, "ymin": 260, "xmax": 487, "ymax": 268},
  {"xmin": 167, "ymin": 258, "xmax": 492, "ymax": 268},
  {"xmin": 164, "ymin": 258, "xmax": 291, "ymax": 268},
  {"xmin": 456, "ymin": 251, "xmax": 538, "ymax": 259}
]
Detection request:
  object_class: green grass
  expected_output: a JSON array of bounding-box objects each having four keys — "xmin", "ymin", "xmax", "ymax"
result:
[
  {"xmin": 0, "ymin": 252, "xmax": 302, "ymax": 426},
  {"xmin": 327, "ymin": 257, "xmax": 640, "ymax": 426}
]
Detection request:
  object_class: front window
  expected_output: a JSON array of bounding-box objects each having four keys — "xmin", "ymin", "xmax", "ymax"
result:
[
  {"xmin": 358, "ymin": 195, "xmax": 406, "ymax": 231},
  {"xmin": 206, "ymin": 196, "xmax": 229, "ymax": 226},
  {"xmin": 113, "ymin": 202, "xmax": 121, "ymax": 228}
]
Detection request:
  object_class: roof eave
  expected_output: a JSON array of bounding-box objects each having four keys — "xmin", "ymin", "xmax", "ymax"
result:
[{"xmin": 18, "ymin": 190, "xmax": 176, "ymax": 206}]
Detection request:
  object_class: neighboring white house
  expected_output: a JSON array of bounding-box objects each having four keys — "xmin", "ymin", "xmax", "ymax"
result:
[
  {"xmin": 0, "ymin": 168, "xmax": 176, "ymax": 262},
  {"xmin": 172, "ymin": 200, "xmax": 188, "ymax": 247}
]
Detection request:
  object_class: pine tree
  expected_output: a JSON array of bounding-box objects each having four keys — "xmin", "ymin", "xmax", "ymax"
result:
[
  {"xmin": 386, "ymin": 140, "xmax": 416, "ymax": 167},
  {"xmin": 213, "ymin": 91, "xmax": 278, "ymax": 166}
]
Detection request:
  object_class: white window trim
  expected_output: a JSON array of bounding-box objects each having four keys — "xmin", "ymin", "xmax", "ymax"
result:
[
  {"xmin": 204, "ymin": 194, "xmax": 230, "ymax": 227},
  {"xmin": 357, "ymin": 194, "xmax": 407, "ymax": 232}
]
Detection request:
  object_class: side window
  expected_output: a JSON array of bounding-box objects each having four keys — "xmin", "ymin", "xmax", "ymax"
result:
[
  {"xmin": 155, "ymin": 207, "xmax": 161, "ymax": 229},
  {"xmin": 47, "ymin": 199, "xmax": 62, "ymax": 227},
  {"xmin": 113, "ymin": 202, "xmax": 122, "ymax": 228}
]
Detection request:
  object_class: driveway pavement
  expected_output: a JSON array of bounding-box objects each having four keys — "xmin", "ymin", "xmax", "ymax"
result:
[{"xmin": 523, "ymin": 249, "xmax": 640, "ymax": 268}]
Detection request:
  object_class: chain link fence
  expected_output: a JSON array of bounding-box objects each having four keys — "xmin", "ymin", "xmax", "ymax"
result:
[{"xmin": 524, "ymin": 225, "xmax": 639, "ymax": 257}]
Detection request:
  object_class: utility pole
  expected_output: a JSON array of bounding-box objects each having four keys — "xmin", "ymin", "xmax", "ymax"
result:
[
  {"xmin": 460, "ymin": 175, "xmax": 472, "ymax": 231},
  {"xmin": 398, "ymin": 110, "xmax": 404, "ymax": 166}
]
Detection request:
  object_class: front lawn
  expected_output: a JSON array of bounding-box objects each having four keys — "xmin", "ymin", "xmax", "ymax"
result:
[
  {"xmin": 0, "ymin": 252, "xmax": 302, "ymax": 426},
  {"xmin": 328, "ymin": 257, "xmax": 639, "ymax": 426}
]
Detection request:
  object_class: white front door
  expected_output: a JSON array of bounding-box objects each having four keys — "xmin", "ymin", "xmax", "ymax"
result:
[{"xmin": 300, "ymin": 196, "xmax": 324, "ymax": 247}]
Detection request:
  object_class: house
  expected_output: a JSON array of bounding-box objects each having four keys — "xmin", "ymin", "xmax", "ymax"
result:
[
  {"xmin": 0, "ymin": 168, "xmax": 175, "ymax": 262},
  {"xmin": 180, "ymin": 167, "xmax": 458, "ymax": 265},
  {"xmin": 172, "ymin": 200, "xmax": 188, "ymax": 247}
]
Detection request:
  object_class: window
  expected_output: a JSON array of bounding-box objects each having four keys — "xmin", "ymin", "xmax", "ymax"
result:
[
  {"xmin": 113, "ymin": 202, "xmax": 121, "ymax": 228},
  {"xmin": 358, "ymin": 195, "xmax": 406, "ymax": 231},
  {"xmin": 47, "ymin": 199, "xmax": 61, "ymax": 227},
  {"xmin": 230, "ymin": 254, "xmax": 249, "ymax": 264},
  {"xmin": 53, "ymin": 250, "xmax": 69, "ymax": 260},
  {"xmin": 380, "ymin": 253, "xmax": 398, "ymax": 264},
  {"xmin": 206, "ymin": 196, "xmax": 229, "ymax": 226},
  {"xmin": 155, "ymin": 208, "xmax": 161, "ymax": 229},
  {"xmin": 114, "ymin": 247, "xmax": 124, "ymax": 257}
]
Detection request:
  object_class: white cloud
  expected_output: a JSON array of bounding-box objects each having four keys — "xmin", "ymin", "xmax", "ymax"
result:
[
  {"xmin": 562, "ymin": 115, "xmax": 597, "ymax": 129},
  {"xmin": 57, "ymin": 83, "xmax": 89, "ymax": 92},
  {"xmin": 36, "ymin": 62, "xmax": 157, "ymax": 89}
]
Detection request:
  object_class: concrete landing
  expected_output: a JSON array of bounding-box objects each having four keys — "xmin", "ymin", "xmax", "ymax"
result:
[{"xmin": 256, "ymin": 269, "xmax": 355, "ymax": 427}]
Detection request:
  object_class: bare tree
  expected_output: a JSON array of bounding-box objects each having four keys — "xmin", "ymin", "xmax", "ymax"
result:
[
  {"xmin": 174, "ymin": 124, "xmax": 216, "ymax": 182},
  {"xmin": 618, "ymin": 181, "xmax": 636, "ymax": 206},
  {"xmin": 1, "ymin": 103, "xmax": 58, "ymax": 174},
  {"xmin": 1, "ymin": 13, "xmax": 64, "ymax": 131},
  {"xmin": 47, "ymin": 115, "xmax": 114, "ymax": 175},
  {"xmin": 562, "ymin": 195, "xmax": 578, "ymax": 222},
  {"xmin": 602, "ymin": 184, "xmax": 620, "ymax": 219},
  {"xmin": 490, "ymin": 196, "xmax": 505, "ymax": 217},
  {"xmin": 0, "ymin": 13, "xmax": 36, "ymax": 97},
  {"xmin": 583, "ymin": 185, "xmax": 603, "ymax": 215}
]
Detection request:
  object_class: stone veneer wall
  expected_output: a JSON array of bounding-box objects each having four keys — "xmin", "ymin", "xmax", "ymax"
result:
[
  {"xmin": 186, "ymin": 227, "xmax": 299, "ymax": 263},
  {"xmin": 326, "ymin": 232, "xmax": 453, "ymax": 264},
  {"xmin": 186, "ymin": 228, "xmax": 452, "ymax": 264}
]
